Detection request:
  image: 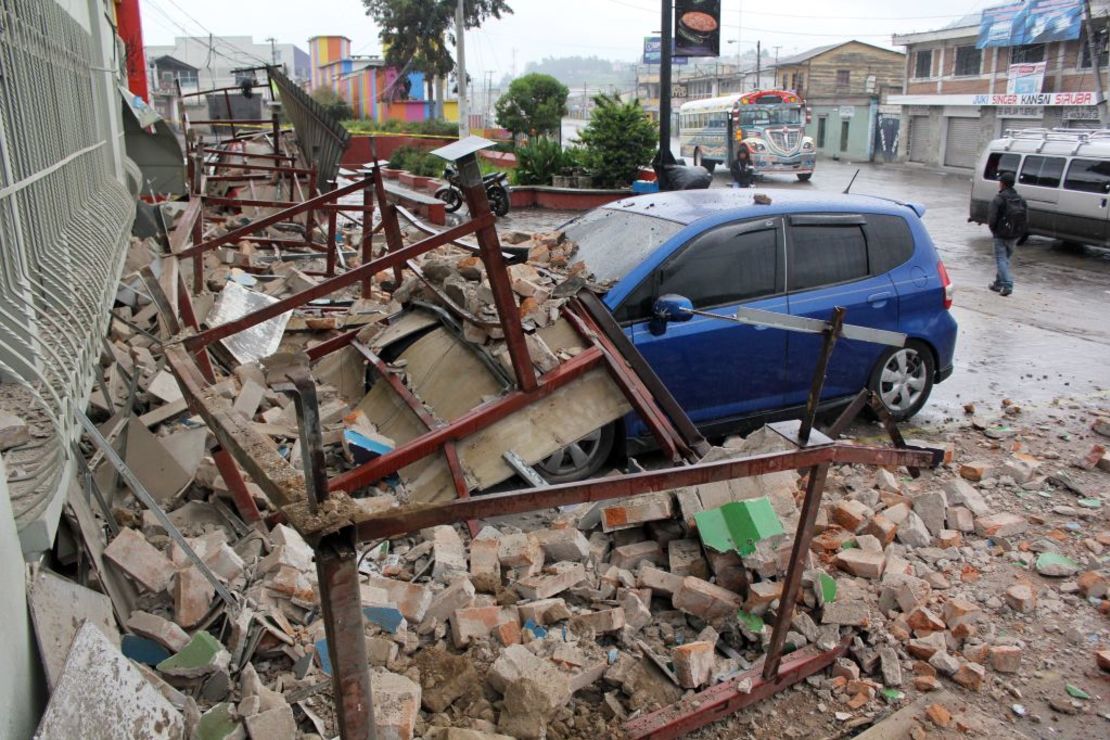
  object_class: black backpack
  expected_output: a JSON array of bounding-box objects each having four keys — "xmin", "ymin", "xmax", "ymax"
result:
[{"xmin": 997, "ymin": 191, "xmax": 1028, "ymax": 240}]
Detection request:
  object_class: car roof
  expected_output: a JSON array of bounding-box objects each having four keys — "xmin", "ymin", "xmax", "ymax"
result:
[{"xmin": 599, "ymin": 188, "xmax": 922, "ymax": 225}]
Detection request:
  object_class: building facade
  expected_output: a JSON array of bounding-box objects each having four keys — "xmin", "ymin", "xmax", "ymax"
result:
[
  {"xmin": 890, "ymin": 5, "xmax": 1110, "ymax": 169},
  {"xmin": 307, "ymin": 35, "xmax": 455, "ymax": 124},
  {"xmin": 773, "ymin": 41, "xmax": 906, "ymax": 162},
  {"xmin": 144, "ymin": 35, "xmax": 311, "ymax": 100}
]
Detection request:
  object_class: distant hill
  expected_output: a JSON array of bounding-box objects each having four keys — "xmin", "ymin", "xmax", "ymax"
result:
[{"xmin": 514, "ymin": 55, "xmax": 636, "ymax": 90}]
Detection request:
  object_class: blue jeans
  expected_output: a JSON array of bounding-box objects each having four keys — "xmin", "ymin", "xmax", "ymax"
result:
[{"xmin": 993, "ymin": 237, "xmax": 1016, "ymax": 289}]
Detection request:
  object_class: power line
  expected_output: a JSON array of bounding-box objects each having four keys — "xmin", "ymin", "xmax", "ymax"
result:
[{"xmin": 598, "ymin": 0, "xmax": 978, "ymax": 22}]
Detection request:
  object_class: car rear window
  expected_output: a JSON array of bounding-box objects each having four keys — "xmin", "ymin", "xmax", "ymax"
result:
[
  {"xmin": 1019, "ymin": 155, "xmax": 1065, "ymax": 188},
  {"xmin": 1063, "ymin": 158, "xmax": 1110, "ymax": 194},
  {"xmin": 788, "ymin": 224, "xmax": 869, "ymax": 291},
  {"xmin": 865, "ymin": 214, "xmax": 915, "ymax": 274},
  {"xmin": 984, "ymin": 152, "xmax": 1021, "ymax": 181}
]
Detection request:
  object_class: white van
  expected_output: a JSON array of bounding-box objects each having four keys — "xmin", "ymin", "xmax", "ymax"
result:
[{"xmin": 969, "ymin": 128, "xmax": 1110, "ymax": 247}]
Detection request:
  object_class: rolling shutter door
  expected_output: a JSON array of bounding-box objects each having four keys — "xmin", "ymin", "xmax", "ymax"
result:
[
  {"xmin": 1001, "ymin": 119, "xmax": 1035, "ymax": 136},
  {"xmin": 1066, "ymin": 119, "xmax": 1101, "ymax": 129},
  {"xmin": 909, "ymin": 116, "xmax": 934, "ymax": 163},
  {"xmin": 944, "ymin": 117, "xmax": 979, "ymax": 168}
]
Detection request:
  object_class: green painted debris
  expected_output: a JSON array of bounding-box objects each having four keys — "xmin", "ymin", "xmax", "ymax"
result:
[
  {"xmin": 1077, "ymin": 498, "xmax": 1102, "ymax": 509},
  {"xmin": 1065, "ymin": 684, "xmax": 1090, "ymax": 700},
  {"xmin": 840, "ymin": 540, "xmax": 858, "ymax": 550},
  {"xmin": 694, "ymin": 497, "xmax": 784, "ymax": 556},
  {"xmin": 1035, "ymin": 551, "xmax": 1080, "ymax": 577},
  {"xmin": 881, "ymin": 688, "xmax": 904, "ymax": 702},
  {"xmin": 196, "ymin": 703, "xmax": 240, "ymax": 740},
  {"xmin": 817, "ymin": 572, "xmax": 838, "ymax": 605},
  {"xmin": 737, "ymin": 610, "xmax": 765, "ymax": 633},
  {"xmin": 156, "ymin": 630, "xmax": 229, "ymax": 678}
]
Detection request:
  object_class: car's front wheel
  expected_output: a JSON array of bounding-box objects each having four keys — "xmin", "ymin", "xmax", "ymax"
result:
[
  {"xmin": 868, "ymin": 341, "xmax": 935, "ymax": 421},
  {"xmin": 534, "ymin": 424, "xmax": 617, "ymax": 483}
]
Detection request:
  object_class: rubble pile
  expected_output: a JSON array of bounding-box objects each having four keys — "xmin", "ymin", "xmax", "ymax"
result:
[{"xmin": 16, "ymin": 185, "xmax": 1108, "ymax": 739}]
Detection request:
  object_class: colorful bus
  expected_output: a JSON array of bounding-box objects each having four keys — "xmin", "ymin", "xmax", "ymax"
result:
[{"xmin": 679, "ymin": 90, "xmax": 816, "ymax": 182}]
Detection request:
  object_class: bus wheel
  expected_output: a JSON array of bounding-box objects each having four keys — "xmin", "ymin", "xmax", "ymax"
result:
[
  {"xmin": 796, "ymin": 173, "xmax": 812, "ymax": 182},
  {"xmin": 703, "ymin": 161, "xmax": 716, "ymax": 174},
  {"xmin": 693, "ymin": 149, "xmax": 703, "ymax": 168}
]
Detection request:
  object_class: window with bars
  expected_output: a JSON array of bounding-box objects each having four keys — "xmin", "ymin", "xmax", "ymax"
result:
[
  {"xmin": 836, "ymin": 69, "xmax": 850, "ymax": 87},
  {"xmin": 1011, "ymin": 44, "xmax": 1045, "ymax": 64},
  {"xmin": 954, "ymin": 46, "xmax": 982, "ymax": 76},
  {"xmin": 1079, "ymin": 27, "xmax": 1110, "ymax": 68},
  {"xmin": 914, "ymin": 50, "xmax": 933, "ymax": 78}
]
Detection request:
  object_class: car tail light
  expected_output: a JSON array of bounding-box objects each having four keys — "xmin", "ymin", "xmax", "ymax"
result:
[{"xmin": 937, "ymin": 260, "xmax": 953, "ymax": 309}]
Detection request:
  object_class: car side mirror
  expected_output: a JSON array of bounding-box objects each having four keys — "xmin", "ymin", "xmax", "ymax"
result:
[{"xmin": 649, "ymin": 294, "xmax": 694, "ymax": 336}]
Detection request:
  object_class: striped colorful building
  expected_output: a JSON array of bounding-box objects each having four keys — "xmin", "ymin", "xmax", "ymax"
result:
[{"xmin": 308, "ymin": 35, "xmax": 452, "ymax": 123}]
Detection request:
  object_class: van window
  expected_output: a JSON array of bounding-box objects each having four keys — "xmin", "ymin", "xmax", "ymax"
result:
[
  {"xmin": 865, "ymin": 215, "xmax": 915, "ymax": 274},
  {"xmin": 788, "ymin": 225, "xmax": 869, "ymax": 292},
  {"xmin": 1063, "ymin": 158, "xmax": 1110, "ymax": 194},
  {"xmin": 984, "ymin": 152, "xmax": 1021, "ymax": 181},
  {"xmin": 1019, "ymin": 155, "xmax": 1065, "ymax": 188}
]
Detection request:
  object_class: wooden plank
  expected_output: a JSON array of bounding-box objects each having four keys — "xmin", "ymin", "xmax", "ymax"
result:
[
  {"xmin": 398, "ymin": 328, "xmax": 502, "ymax": 422},
  {"xmin": 456, "ymin": 368, "xmax": 631, "ymax": 491}
]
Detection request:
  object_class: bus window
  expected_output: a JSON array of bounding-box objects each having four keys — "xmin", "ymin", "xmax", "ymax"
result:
[
  {"xmin": 984, "ymin": 152, "xmax": 1020, "ymax": 181},
  {"xmin": 1019, "ymin": 155, "xmax": 1065, "ymax": 188},
  {"xmin": 1063, "ymin": 158, "xmax": 1110, "ymax": 193}
]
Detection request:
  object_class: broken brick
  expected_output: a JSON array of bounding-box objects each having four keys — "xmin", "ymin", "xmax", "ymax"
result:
[
  {"xmin": 830, "ymin": 500, "xmax": 873, "ymax": 532},
  {"xmin": 1004, "ymin": 583, "xmax": 1036, "ymax": 612},
  {"xmin": 863, "ymin": 514, "xmax": 898, "ymax": 546},
  {"xmin": 667, "ymin": 539, "xmax": 709, "ymax": 579},
  {"xmin": 104, "ymin": 528, "xmax": 174, "ymax": 593},
  {"xmin": 515, "ymin": 562, "xmax": 585, "ymax": 600},
  {"xmin": 609, "ymin": 541, "xmax": 663, "ymax": 570},
  {"xmin": 600, "ymin": 492, "xmax": 674, "ymax": 532},
  {"xmin": 673, "ymin": 576, "xmax": 743, "ymax": 623},
  {"xmin": 672, "ymin": 641, "xmax": 714, "ymax": 689},
  {"xmin": 975, "ymin": 512, "xmax": 1028, "ymax": 538},
  {"xmin": 450, "ymin": 605, "xmax": 502, "ymax": 648},
  {"xmin": 173, "ymin": 566, "xmax": 214, "ymax": 629},
  {"xmin": 517, "ymin": 598, "xmax": 572, "ymax": 625},
  {"xmin": 532, "ymin": 527, "xmax": 590, "ymax": 562},
  {"xmin": 570, "ymin": 607, "xmax": 625, "ymax": 634},
  {"xmin": 835, "ymin": 549, "xmax": 886, "ymax": 579},
  {"xmin": 469, "ymin": 537, "xmax": 501, "ymax": 593},
  {"xmin": 989, "ymin": 645, "xmax": 1021, "ymax": 674},
  {"xmin": 952, "ymin": 661, "xmax": 985, "ymax": 691}
]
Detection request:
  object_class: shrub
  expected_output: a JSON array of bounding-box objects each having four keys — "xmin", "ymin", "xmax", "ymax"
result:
[
  {"xmin": 386, "ymin": 145, "xmax": 445, "ymax": 177},
  {"xmin": 576, "ymin": 94, "xmax": 657, "ymax": 188},
  {"xmin": 514, "ymin": 137, "xmax": 565, "ymax": 185}
]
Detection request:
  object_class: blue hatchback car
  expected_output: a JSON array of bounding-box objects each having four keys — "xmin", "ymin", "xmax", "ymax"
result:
[{"xmin": 535, "ymin": 189, "xmax": 958, "ymax": 481}]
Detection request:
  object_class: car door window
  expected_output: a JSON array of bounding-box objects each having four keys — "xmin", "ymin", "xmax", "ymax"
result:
[
  {"xmin": 1063, "ymin": 158, "xmax": 1110, "ymax": 193},
  {"xmin": 657, "ymin": 222, "xmax": 780, "ymax": 309},
  {"xmin": 615, "ymin": 220, "xmax": 781, "ymax": 323},
  {"xmin": 1019, "ymin": 155, "xmax": 1065, "ymax": 188},
  {"xmin": 863, "ymin": 214, "xmax": 915, "ymax": 274},
  {"xmin": 787, "ymin": 222, "xmax": 869, "ymax": 291}
]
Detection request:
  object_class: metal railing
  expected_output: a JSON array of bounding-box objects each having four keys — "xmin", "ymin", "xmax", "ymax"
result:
[{"xmin": 0, "ymin": 0, "xmax": 134, "ymax": 532}]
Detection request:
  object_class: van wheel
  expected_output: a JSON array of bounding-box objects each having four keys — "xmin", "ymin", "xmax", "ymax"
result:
[
  {"xmin": 868, "ymin": 341, "xmax": 935, "ymax": 421},
  {"xmin": 797, "ymin": 173, "xmax": 812, "ymax": 182}
]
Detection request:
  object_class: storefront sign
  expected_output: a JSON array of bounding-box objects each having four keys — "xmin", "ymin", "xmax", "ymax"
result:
[
  {"xmin": 889, "ymin": 92, "xmax": 1103, "ymax": 107},
  {"xmin": 1006, "ymin": 62, "xmax": 1047, "ymax": 95},
  {"xmin": 978, "ymin": 0, "xmax": 1083, "ymax": 49},
  {"xmin": 998, "ymin": 105, "xmax": 1043, "ymax": 118},
  {"xmin": 839, "ymin": 105, "xmax": 855, "ymax": 118},
  {"xmin": 1062, "ymin": 105, "xmax": 1102, "ymax": 120},
  {"xmin": 674, "ymin": 0, "xmax": 721, "ymax": 58}
]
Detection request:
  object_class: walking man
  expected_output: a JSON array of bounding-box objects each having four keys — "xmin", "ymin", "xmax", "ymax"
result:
[{"xmin": 987, "ymin": 172, "xmax": 1027, "ymax": 297}]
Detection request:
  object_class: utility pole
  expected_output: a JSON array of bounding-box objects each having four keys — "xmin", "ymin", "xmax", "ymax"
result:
[
  {"xmin": 266, "ymin": 37, "xmax": 277, "ymax": 65},
  {"xmin": 756, "ymin": 40, "xmax": 761, "ymax": 90},
  {"xmin": 485, "ymin": 70, "xmax": 494, "ymax": 125},
  {"xmin": 456, "ymin": 0, "xmax": 469, "ymax": 137},
  {"xmin": 657, "ymin": 0, "xmax": 676, "ymax": 178},
  {"xmin": 1083, "ymin": 0, "xmax": 1108, "ymax": 124}
]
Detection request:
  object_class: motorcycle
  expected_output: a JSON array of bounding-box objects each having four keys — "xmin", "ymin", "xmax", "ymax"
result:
[{"xmin": 434, "ymin": 166, "xmax": 512, "ymax": 217}]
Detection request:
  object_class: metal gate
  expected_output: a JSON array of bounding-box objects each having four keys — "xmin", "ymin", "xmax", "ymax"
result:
[
  {"xmin": 874, "ymin": 114, "xmax": 900, "ymax": 162},
  {"xmin": 909, "ymin": 116, "xmax": 934, "ymax": 163},
  {"xmin": 1065, "ymin": 119, "xmax": 1102, "ymax": 129},
  {"xmin": 944, "ymin": 117, "xmax": 980, "ymax": 168}
]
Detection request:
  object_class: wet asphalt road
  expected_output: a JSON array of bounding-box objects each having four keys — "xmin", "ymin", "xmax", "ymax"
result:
[{"xmin": 729, "ymin": 159, "xmax": 1110, "ymax": 427}]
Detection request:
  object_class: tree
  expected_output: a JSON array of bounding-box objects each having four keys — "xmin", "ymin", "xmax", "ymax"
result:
[
  {"xmin": 311, "ymin": 87, "xmax": 355, "ymax": 121},
  {"xmin": 494, "ymin": 73, "xmax": 569, "ymax": 139},
  {"xmin": 363, "ymin": 0, "xmax": 512, "ymax": 108},
  {"xmin": 576, "ymin": 94, "xmax": 657, "ymax": 188}
]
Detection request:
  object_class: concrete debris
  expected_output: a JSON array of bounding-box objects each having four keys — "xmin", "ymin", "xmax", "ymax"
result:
[{"xmin": 52, "ymin": 200, "xmax": 1110, "ymax": 738}]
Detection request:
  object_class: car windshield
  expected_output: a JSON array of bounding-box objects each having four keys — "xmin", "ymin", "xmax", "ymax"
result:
[{"xmin": 564, "ymin": 208, "xmax": 684, "ymax": 283}]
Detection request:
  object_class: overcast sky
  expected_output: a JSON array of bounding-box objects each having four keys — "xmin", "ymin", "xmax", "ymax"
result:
[{"xmin": 140, "ymin": 0, "xmax": 998, "ymax": 75}]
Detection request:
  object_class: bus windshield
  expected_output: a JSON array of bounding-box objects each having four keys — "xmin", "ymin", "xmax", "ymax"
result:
[{"xmin": 739, "ymin": 107, "xmax": 803, "ymax": 127}]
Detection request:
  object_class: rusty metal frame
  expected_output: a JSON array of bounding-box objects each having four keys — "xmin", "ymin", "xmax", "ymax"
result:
[{"xmin": 161, "ymin": 136, "xmax": 944, "ymax": 738}]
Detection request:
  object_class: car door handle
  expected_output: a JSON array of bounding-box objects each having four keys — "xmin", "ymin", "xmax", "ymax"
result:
[
  {"xmin": 867, "ymin": 291, "xmax": 891, "ymax": 307},
  {"xmin": 1101, "ymin": 198, "xmax": 1107, "ymax": 208}
]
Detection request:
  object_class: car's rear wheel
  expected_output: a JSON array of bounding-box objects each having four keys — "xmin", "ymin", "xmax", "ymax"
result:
[
  {"xmin": 797, "ymin": 173, "xmax": 813, "ymax": 182},
  {"xmin": 868, "ymin": 341, "xmax": 935, "ymax": 421},
  {"xmin": 534, "ymin": 424, "xmax": 617, "ymax": 483}
]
